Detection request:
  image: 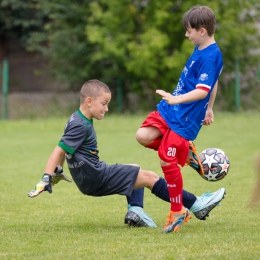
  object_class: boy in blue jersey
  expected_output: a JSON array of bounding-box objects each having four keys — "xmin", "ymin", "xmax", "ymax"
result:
[
  {"xmin": 136, "ymin": 5, "xmax": 224, "ymax": 233},
  {"xmin": 28, "ymin": 79, "xmax": 225, "ymax": 228}
]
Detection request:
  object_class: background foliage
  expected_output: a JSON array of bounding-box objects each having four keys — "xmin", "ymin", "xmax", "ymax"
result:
[{"xmin": 0, "ymin": 0, "xmax": 260, "ymax": 111}]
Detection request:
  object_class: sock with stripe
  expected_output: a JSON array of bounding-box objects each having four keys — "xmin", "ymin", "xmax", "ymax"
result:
[
  {"xmin": 151, "ymin": 177, "xmax": 197, "ymax": 209},
  {"xmin": 162, "ymin": 163, "xmax": 183, "ymax": 212}
]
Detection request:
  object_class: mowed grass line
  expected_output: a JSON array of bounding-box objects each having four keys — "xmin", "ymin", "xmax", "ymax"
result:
[{"xmin": 0, "ymin": 113, "xmax": 260, "ymax": 260}]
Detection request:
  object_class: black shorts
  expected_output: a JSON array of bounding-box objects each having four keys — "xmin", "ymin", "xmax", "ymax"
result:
[{"xmin": 74, "ymin": 163, "xmax": 140, "ymax": 198}]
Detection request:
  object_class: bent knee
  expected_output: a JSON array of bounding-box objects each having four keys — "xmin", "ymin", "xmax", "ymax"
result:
[
  {"xmin": 136, "ymin": 127, "xmax": 158, "ymax": 146},
  {"xmin": 136, "ymin": 128, "xmax": 145, "ymax": 139},
  {"xmin": 138, "ymin": 168, "xmax": 159, "ymax": 180},
  {"xmin": 136, "ymin": 129, "xmax": 147, "ymax": 146},
  {"xmin": 141, "ymin": 169, "xmax": 159, "ymax": 181}
]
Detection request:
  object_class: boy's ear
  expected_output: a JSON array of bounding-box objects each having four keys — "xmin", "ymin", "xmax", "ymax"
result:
[
  {"xmin": 85, "ymin": 97, "xmax": 92, "ymax": 106},
  {"xmin": 200, "ymin": 28, "xmax": 207, "ymax": 36}
]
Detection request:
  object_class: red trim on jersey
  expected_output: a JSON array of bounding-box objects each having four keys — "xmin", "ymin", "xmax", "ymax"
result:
[{"xmin": 197, "ymin": 86, "xmax": 210, "ymax": 92}]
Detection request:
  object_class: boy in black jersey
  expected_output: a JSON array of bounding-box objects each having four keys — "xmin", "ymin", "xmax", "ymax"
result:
[{"xmin": 28, "ymin": 79, "xmax": 226, "ymax": 228}]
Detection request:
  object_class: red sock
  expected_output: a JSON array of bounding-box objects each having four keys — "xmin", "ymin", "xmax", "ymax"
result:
[{"xmin": 162, "ymin": 163, "xmax": 183, "ymax": 212}]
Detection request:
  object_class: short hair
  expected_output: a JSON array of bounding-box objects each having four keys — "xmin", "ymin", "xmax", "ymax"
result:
[
  {"xmin": 182, "ymin": 5, "xmax": 216, "ymax": 36},
  {"xmin": 80, "ymin": 79, "xmax": 111, "ymax": 104}
]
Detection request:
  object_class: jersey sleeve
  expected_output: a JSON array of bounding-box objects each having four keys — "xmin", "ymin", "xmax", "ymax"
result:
[
  {"xmin": 58, "ymin": 123, "xmax": 87, "ymax": 155},
  {"xmin": 196, "ymin": 59, "xmax": 218, "ymax": 92}
]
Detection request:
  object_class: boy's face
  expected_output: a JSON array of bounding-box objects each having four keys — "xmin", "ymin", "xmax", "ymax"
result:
[
  {"xmin": 88, "ymin": 91, "xmax": 111, "ymax": 120},
  {"xmin": 185, "ymin": 27, "xmax": 204, "ymax": 46}
]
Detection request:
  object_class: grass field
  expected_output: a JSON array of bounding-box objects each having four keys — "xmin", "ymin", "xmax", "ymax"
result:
[{"xmin": 0, "ymin": 112, "xmax": 260, "ymax": 260}]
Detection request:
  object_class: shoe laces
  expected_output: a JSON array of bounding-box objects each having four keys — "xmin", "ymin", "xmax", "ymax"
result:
[
  {"xmin": 167, "ymin": 209, "xmax": 185, "ymax": 222},
  {"xmin": 199, "ymin": 191, "xmax": 213, "ymax": 201},
  {"xmin": 164, "ymin": 214, "xmax": 172, "ymax": 226},
  {"xmin": 127, "ymin": 205, "xmax": 149, "ymax": 216},
  {"xmin": 164, "ymin": 212, "xmax": 177, "ymax": 227}
]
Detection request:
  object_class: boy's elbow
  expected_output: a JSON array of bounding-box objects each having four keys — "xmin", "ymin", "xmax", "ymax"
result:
[
  {"xmin": 198, "ymin": 89, "xmax": 208, "ymax": 100},
  {"xmin": 203, "ymin": 91, "xmax": 209, "ymax": 99}
]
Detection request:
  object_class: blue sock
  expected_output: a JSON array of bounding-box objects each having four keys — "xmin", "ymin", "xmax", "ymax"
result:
[
  {"xmin": 151, "ymin": 177, "xmax": 169, "ymax": 202},
  {"xmin": 127, "ymin": 188, "xmax": 144, "ymax": 208},
  {"xmin": 182, "ymin": 190, "xmax": 197, "ymax": 209},
  {"xmin": 151, "ymin": 177, "xmax": 197, "ymax": 209}
]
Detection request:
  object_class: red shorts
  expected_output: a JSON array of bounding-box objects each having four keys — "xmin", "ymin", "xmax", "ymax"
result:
[{"xmin": 141, "ymin": 111, "xmax": 189, "ymax": 166}]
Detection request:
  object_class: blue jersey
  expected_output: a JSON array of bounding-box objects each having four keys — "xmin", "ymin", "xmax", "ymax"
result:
[{"xmin": 157, "ymin": 43, "xmax": 223, "ymax": 141}]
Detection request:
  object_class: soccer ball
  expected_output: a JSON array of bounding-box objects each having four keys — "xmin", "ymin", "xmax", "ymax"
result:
[{"xmin": 199, "ymin": 148, "xmax": 230, "ymax": 181}]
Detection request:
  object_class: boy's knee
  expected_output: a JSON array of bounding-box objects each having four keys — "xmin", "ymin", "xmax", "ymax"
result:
[
  {"xmin": 135, "ymin": 129, "xmax": 146, "ymax": 145},
  {"xmin": 137, "ymin": 169, "xmax": 159, "ymax": 187},
  {"xmin": 145, "ymin": 170, "xmax": 160, "ymax": 185}
]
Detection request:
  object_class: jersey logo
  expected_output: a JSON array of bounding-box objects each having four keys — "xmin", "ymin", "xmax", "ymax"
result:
[
  {"xmin": 199, "ymin": 73, "xmax": 208, "ymax": 81},
  {"xmin": 67, "ymin": 160, "xmax": 85, "ymax": 169},
  {"xmin": 89, "ymin": 146, "xmax": 98, "ymax": 155},
  {"xmin": 167, "ymin": 147, "xmax": 176, "ymax": 157},
  {"xmin": 66, "ymin": 154, "xmax": 72, "ymax": 159}
]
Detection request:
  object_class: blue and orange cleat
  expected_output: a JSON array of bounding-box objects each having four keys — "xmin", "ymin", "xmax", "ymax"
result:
[
  {"xmin": 162, "ymin": 207, "xmax": 191, "ymax": 233},
  {"xmin": 186, "ymin": 141, "xmax": 204, "ymax": 177}
]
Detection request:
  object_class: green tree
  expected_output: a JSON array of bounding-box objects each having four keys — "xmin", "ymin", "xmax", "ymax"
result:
[
  {"xmin": 0, "ymin": 0, "xmax": 47, "ymax": 54},
  {"xmin": 214, "ymin": 0, "xmax": 260, "ymax": 110},
  {"xmin": 86, "ymin": 0, "xmax": 192, "ymax": 108},
  {"xmin": 85, "ymin": 0, "xmax": 260, "ymax": 110},
  {"xmin": 27, "ymin": 0, "xmax": 100, "ymax": 89},
  {"xmin": 2, "ymin": 0, "xmax": 259, "ymax": 111}
]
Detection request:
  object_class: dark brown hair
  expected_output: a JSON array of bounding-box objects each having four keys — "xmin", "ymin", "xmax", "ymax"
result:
[
  {"xmin": 182, "ymin": 5, "xmax": 216, "ymax": 36},
  {"xmin": 80, "ymin": 79, "xmax": 111, "ymax": 104}
]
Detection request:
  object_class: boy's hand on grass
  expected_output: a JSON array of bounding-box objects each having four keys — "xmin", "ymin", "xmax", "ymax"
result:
[{"xmin": 28, "ymin": 174, "xmax": 52, "ymax": 198}]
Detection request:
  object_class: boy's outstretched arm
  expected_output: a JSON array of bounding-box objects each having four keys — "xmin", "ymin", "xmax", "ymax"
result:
[
  {"xmin": 28, "ymin": 146, "xmax": 71, "ymax": 198},
  {"xmin": 156, "ymin": 88, "xmax": 208, "ymax": 105}
]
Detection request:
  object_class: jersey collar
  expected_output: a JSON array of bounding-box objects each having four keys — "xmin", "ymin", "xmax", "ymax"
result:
[{"xmin": 77, "ymin": 109, "xmax": 93, "ymax": 124}]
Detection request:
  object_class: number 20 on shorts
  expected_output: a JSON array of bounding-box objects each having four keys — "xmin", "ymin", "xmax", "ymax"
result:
[{"xmin": 167, "ymin": 147, "xmax": 176, "ymax": 157}]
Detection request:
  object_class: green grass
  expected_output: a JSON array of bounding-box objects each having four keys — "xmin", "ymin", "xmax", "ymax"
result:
[{"xmin": 0, "ymin": 113, "xmax": 260, "ymax": 260}]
